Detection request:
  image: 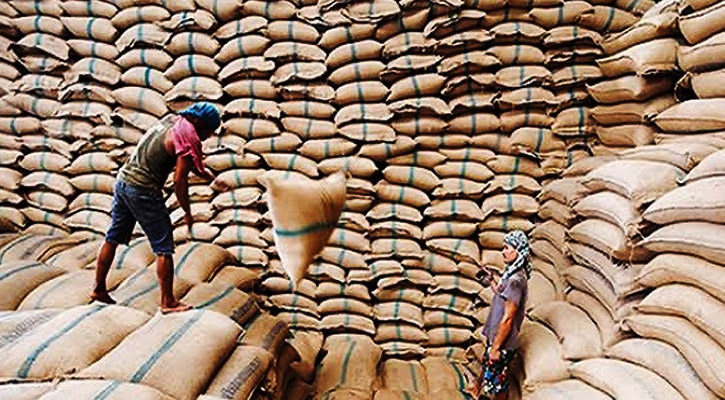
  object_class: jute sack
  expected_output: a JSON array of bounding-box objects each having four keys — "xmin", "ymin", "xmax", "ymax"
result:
[
  {"xmin": 591, "ymin": 94, "xmax": 675, "ymax": 125},
  {"xmin": 582, "ymin": 160, "xmax": 682, "ymax": 207},
  {"xmin": 299, "ymin": 138, "xmax": 358, "ymax": 161},
  {"xmin": 66, "ymin": 39, "xmax": 119, "ymax": 60},
  {"xmin": 438, "ymin": 51, "xmax": 501, "ymax": 76},
  {"xmin": 262, "ymin": 154, "xmax": 319, "ymax": 178},
  {"xmin": 111, "ymin": 268, "xmax": 193, "ymax": 314},
  {"xmin": 598, "ymin": 39, "xmax": 678, "ymax": 77},
  {"xmin": 528, "ymin": 2, "xmax": 594, "ymax": 28},
  {"xmin": 0, "ymin": 235, "xmax": 81, "ymax": 264},
  {"xmin": 116, "ymin": 49, "xmax": 172, "ymax": 71},
  {"xmin": 382, "ymin": 166, "xmax": 440, "ymax": 191},
  {"xmin": 434, "ymin": 161, "xmax": 494, "ymax": 183},
  {"xmin": 325, "ymin": 40, "xmax": 382, "ymax": 69},
  {"xmin": 625, "ymin": 314, "xmax": 725, "ymax": 397},
  {"xmin": 552, "ymin": 65, "xmax": 603, "ymax": 88},
  {"xmin": 388, "ymin": 73, "xmax": 445, "ymax": 101},
  {"xmin": 314, "ymin": 334, "xmax": 381, "ymax": 395},
  {"xmin": 112, "ymin": 0, "xmax": 196, "ymax": 11},
  {"xmin": 0, "ymin": 261, "xmax": 65, "ymax": 310},
  {"xmin": 685, "ymin": 148, "xmax": 725, "ymax": 183},
  {"xmin": 587, "ymin": 75, "xmax": 673, "ymax": 104},
  {"xmin": 524, "ymin": 379, "xmax": 613, "ymax": 400},
  {"xmin": 393, "ymin": 116, "xmax": 450, "ymax": 136},
  {"xmin": 644, "ymin": 177, "xmax": 725, "ymax": 224},
  {"xmin": 201, "ymin": 345, "xmax": 272, "ymax": 400},
  {"xmin": 224, "ymin": 79, "xmax": 277, "ymax": 100},
  {"xmin": 215, "ymin": 35, "xmax": 269, "ymax": 63},
  {"xmin": 552, "ymin": 106, "xmax": 596, "ymax": 136},
  {"xmin": 380, "ymin": 359, "xmax": 428, "ymax": 393},
  {"xmin": 678, "ymin": 32, "xmax": 725, "ymax": 72},
  {"xmin": 259, "ymin": 172, "xmax": 345, "ymax": 287},
  {"xmin": 166, "ymin": 32, "xmax": 219, "ymax": 56},
  {"xmin": 637, "ymin": 284, "xmax": 725, "ymax": 346},
  {"xmin": 578, "ymin": 6, "xmax": 639, "ymax": 32},
  {"xmin": 18, "ymin": 270, "xmax": 121, "ymax": 310},
  {"xmin": 481, "ymin": 193, "xmax": 539, "ymax": 218},
  {"xmin": 166, "ymin": 77, "xmax": 223, "ymax": 104},
  {"xmin": 425, "ymin": 199, "xmax": 485, "ymax": 222},
  {"xmin": 620, "ymin": 141, "xmax": 717, "ymax": 171},
  {"xmin": 497, "ymin": 87, "xmax": 557, "ymax": 110},
  {"xmin": 182, "ymin": 283, "xmax": 259, "ymax": 326},
  {"xmin": 568, "ymin": 219, "xmax": 636, "ymax": 261},
  {"xmin": 5, "ymin": 93, "xmax": 60, "ymax": 118},
  {"xmin": 493, "ymin": 21, "xmax": 547, "ymax": 44},
  {"xmin": 13, "ymin": 33, "xmax": 69, "ymax": 61},
  {"xmin": 116, "ymin": 23, "xmax": 171, "ymax": 52},
  {"xmin": 0, "ymin": 304, "xmax": 149, "ymax": 380},
  {"xmin": 570, "ymin": 358, "xmax": 685, "ymax": 400},
  {"xmin": 422, "ymin": 357, "xmax": 469, "ymax": 392},
  {"xmin": 680, "ymin": 0, "xmax": 725, "ymax": 45},
  {"xmin": 423, "ymin": 310, "xmax": 474, "ymax": 329},
  {"xmin": 165, "ymin": 55, "xmax": 220, "ymax": 81},
  {"xmin": 681, "ymin": 69, "xmax": 725, "ymax": 98},
  {"xmin": 500, "ymin": 108, "xmax": 555, "ymax": 133},
  {"xmin": 328, "ymin": 61, "xmax": 384, "ymax": 86},
  {"xmin": 574, "ymin": 191, "xmax": 641, "ymax": 236},
  {"xmin": 46, "ymin": 239, "xmax": 101, "ymax": 270},
  {"xmin": 321, "ymin": 313, "xmax": 376, "ymax": 335},
  {"xmin": 371, "ymin": 238, "xmax": 424, "ymax": 260},
  {"xmin": 19, "ymin": 152, "xmax": 70, "ymax": 172},
  {"xmin": 0, "ymin": 116, "xmax": 40, "ymax": 134},
  {"xmin": 654, "ymin": 99, "xmax": 725, "ymax": 132},
  {"xmin": 567, "ymin": 289, "xmax": 622, "ymax": 348},
  {"xmin": 488, "ymin": 44, "xmax": 546, "ymax": 65},
  {"xmin": 112, "ymin": 5, "xmax": 169, "ymax": 30},
  {"xmin": 426, "ymin": 327, "xmax": 472, "ymax": 346},
  {"xmin": 601, "ymin": 11, "xmax": 677, "ymax": 54},
  {"xmin": 37, "ymin": 380, "xmax": 175, "ymax": 400},
  {"xmin": 641, "ymin": 222, "xmax": 725, "ymax": 264},
  {"xmin": 518, "ymin": 321, "xmax": 570, "ymax": 388},
  {"xmin": 495, "ymin": 66, "xmax": 553, "ymax": 88},
  {"xmin": 543, "ymin": 25, "xmax": 601, "ymax": 47},
  {"xmin": 62, "ymin": 16, "xmax": 117, "ymax": 42},
  {"xmin": 318, "ymin": 156, "xmax": 377, "ymax": 178},
  {"xmin": 637, "ymin": 253, "xmax": 725, "ymax": 302},
  {"xmin": 607, "ymin": 338, "xmax": 720, "ymax": 400},
  {"xmin": 596, "ymin": 124, "xmax": 656, "ymax": 147},
  {"xmin": 484, "ymin": 174, "xmax": 541, "ymax": 196},
  {"xmin": 335, "ymin": 81, "xmax": 389, "ymax": 105},
  {"xmin": 487, "ymin": 155, "xmax": 543, "ymax": 177},
  {"xmin": 281, "ymin": 117, "xmax": 336, "ymax": 139},
  {"xmin": 78, "ymin": 310, "xmax": 241, "ymax": 400},
  {"xmin": 530, "ymin": 301, "xmax": 602, "ymax": 360}
]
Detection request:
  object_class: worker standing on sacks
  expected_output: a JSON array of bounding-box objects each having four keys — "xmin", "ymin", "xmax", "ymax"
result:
[
  {"xmin": 472, "ymin": 230, "xmax": 530, "ymax": 400},
  {"xmin": 91, "ymin": 102, "xmax": 225, "ymax": 314}
]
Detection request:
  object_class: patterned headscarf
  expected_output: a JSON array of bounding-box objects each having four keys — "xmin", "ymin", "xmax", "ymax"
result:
[
  {"xmin": 501, "ymin": 230, "xmax": 531, "ymax": 280},
  {"xmin": 179, "ymin": 102, "xmax": 221, "ymax": 131}
]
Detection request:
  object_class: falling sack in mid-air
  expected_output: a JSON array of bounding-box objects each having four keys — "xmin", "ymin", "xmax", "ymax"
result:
[{"xmin": 259, "ymin": 171, "xmax": 347, "ymax": 287}]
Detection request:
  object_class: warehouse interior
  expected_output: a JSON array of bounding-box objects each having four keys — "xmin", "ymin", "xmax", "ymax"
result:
[{"xmin": 0, "ymin": 0, "xmax": 724, "ymax": 399}]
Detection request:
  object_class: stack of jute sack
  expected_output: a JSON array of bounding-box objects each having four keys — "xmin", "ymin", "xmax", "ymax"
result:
[
  {"xmin": 6, "ymin": 1, "xmax": 72, "ymax": 236},
  {"xmin": 532, "ymin": 0, "xmax": 647, "ymax": 159},
  {"xmin": 589, "ymin": 0, "xmax": 678, "ymax": 153},
  {"xmin": 650, "ymin": 0, "xmax": 725, "ymax": 144},
  {"xmin": 615, "ymin": 147, "xmax": 725, "ymax": 399},
  {"xmin": 0, "ymin": 235, "xmax": 314, "ymax": 400},
  {"xmin": 160, "ymin": 2, "xmax": 222, "ymax": 243},
  {"xmin": 0, "ymin": 5, "xmax": 27, "ymax": 234}
]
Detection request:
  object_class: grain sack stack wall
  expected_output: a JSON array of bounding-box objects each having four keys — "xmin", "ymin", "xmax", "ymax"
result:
[
  {"xmin": 623, "ymin": 147, "xmax": 725, "ymax": 400},
  {"xmin": 56, "ymin": 1, "xmax": 126, "ymax": 240},
  {"xmin": 158, "ymin": 2, "xmax": 224, "ymax": 244},
  {"xmin": 0, "ymin": 3, "xmax": 26, "ymax": 234},
  {"xmin": 531, "ymin": 0, "xmax": 645, "ymax": 160},
  {"xmin": 374, "ymin": 8, "xmax": 447, "ymax": 361},
  {"xmin": 7, "ymin": 1, "xmax": 74, "ymax": 237},
  {"xmin": 521, "ymin": 139, "xmax": 724, "ymax": 399},
  {"xmin": 589, "ymin": 0, "xmax": 679, "ymax": 153},
  {"xmin": 208, "ymin": 5, "xmax": 271, "ymax": 270},
  {"xmin": 651, "ymin": 0, "xmax": 725, "ymax": 144}
]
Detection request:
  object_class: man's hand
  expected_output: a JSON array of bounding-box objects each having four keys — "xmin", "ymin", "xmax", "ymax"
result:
[
  {"xmin": 184, "ymin": 213, "xmax": 194, "ymax": 232},
  {"xmin": 488, "ymin": 347, "xmax": 501, "ymax": 363}
]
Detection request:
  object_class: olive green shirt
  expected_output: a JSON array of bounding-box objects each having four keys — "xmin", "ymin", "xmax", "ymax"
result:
[{"xmin": 117, "ymin": 115, "xmax": 177, "ymax": 191}]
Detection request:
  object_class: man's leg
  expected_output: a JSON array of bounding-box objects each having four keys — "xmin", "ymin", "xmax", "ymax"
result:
[
  {"xmin": 157, "ymin": 253, "xmax": 191, "ymax": 313},
  {"xmin": 92, "ymin": 240, "xmax": 119, "ymax": 304}
]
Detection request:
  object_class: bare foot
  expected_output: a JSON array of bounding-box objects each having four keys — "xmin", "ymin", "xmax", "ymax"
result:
[
  {"xmin": 90, "ymin": 291, "xmax": 116, "ymax": 305},
  {"xmin": 160, "ymin": 302, "xmax": 193, "ymax": 314}
]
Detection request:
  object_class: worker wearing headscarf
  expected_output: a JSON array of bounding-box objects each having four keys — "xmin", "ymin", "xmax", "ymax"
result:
[
  {"xmin": 92, "ymin": 102, "xmax": 226, "ymax": 314},
  {"xmin": 474, "ymin": 230, "xmax": 531, "ymax": 400}
]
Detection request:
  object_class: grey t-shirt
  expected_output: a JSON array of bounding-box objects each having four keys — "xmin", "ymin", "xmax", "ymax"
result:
[{"xmin": 482, "ymin": 270, "xmax": 528, "ymax": 350}]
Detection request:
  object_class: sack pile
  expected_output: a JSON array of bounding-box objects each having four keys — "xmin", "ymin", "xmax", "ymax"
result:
[
  {"xmin": 591, "ymin": 0, "xmax": 679, "ymax": 152},
  {"xmin": 522, "ymin": 141, "xmax": 724, "ymax": 399},
  {"xmin": 0, "ymin": 235, "xmax": 315, "ymax": 400}
]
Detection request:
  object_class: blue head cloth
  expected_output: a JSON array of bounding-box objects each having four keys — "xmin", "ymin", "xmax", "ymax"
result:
[{"xmin": 179, "ymin": 102, "xmax": 221, "ymax": 131}]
